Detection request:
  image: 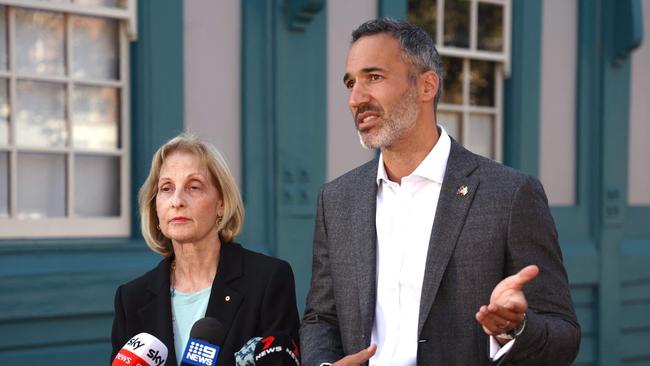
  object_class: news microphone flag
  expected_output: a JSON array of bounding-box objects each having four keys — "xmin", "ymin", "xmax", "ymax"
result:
[
  {"xmin": 180, "ymin": 317, "xmax": 226, "ymax": 366},
  {"xmin": 253, "ymin": 334, "xmax": 300, "ymax": 366},
  {"xmin": 235, "ymin": 337, "xmax": 262, "ymax": 366},
  {"xmin": 112, "ymin": 332, "xmax": 168, "ymax": 366}
]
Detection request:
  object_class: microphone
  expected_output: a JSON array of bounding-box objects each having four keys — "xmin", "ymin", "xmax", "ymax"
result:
[
  {"xmin": 253, "ymin": 334, "xmax": 300, "ymax": 366},
  {"xmin": 234, "ymin": 337, "xmax": 262, "ymax": 365},
  {"xmin": 112, "ymin": 332, "xmax": 168, "ymax": 366},
  {"xmin": 180, "ymin": 317, "xmax": 226, "ymax": 366}
]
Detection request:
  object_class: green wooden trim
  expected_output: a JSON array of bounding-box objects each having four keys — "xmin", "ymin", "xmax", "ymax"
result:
[
  {"xmin": 503, "ymin": 0, "xmax": 541, "ymax": 176},
  {"xmin": 240, "ymin": 0, "xmax": 276, "ymax": 254},
  {"xmin": 130, "ymin": 0, "xmax": 185, "ymax": 236},
  {"xmin": 380, "ymin": 0, "xmax": 407, "ymax": 19}
]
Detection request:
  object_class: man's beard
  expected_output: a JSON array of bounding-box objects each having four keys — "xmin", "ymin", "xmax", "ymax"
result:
[{"xmin": 356, "ymin": 85, "xmax": 419, "ymax": 149}]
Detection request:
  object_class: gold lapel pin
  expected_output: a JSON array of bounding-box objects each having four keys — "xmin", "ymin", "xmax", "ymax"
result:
[
  {"xmin": 457, "ymin": 185, "xmax": 469, "ymax": 196},
  {"xmin": 225, "ymin": 295, "xmax": 231, "ymax": 302}
]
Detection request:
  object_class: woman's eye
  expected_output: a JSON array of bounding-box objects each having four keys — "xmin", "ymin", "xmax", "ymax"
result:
[{"xmin": 159, "ymin": 186, "xmax": 172, "ymax": 193}]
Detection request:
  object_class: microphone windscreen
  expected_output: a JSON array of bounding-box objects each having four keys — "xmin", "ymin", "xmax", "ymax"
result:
[
  {"xmin": 112, "ymin": 332, "xmax": 168, "ymax": 366},
  {"xmin": 190, "ymin": 317, "xmax": 226, "ymax": 345},
  {"xmin": 253, "ymin": 334, "xmax": 300, "ymax": 366},
  {"xmin": 235, "ymin": 337, "xmax": 262, "ymax": 366}
]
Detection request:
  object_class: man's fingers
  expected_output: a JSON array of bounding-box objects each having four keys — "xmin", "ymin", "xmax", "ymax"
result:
[
  {"xmin": 508, "ymin": 264, "xmax": 539, "ymax": 290},
  {"xmin": 334, "ymin": 344, "xmax": 377, "ymax": 366}
]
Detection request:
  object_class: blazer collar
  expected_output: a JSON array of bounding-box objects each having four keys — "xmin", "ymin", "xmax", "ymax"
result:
[
  {"xmin": 418, "ymin": 139, "xmax": 480, "ymax": 335},
  {"xmin": 140, "ymin": 257, "xmax": 176, "ymax": 365},
  {"xmin": 349, "ymin": 159, "xmax": 380, "ymax": 341}
]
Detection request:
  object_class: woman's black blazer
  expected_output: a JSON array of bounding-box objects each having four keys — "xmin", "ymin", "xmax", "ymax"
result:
[{"xmin": 110, "ymin": 242, "xmax": 300, "ymax": 366}]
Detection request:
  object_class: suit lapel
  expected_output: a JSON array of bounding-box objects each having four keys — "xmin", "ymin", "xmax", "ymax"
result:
[
  {"xmin": 139, "ymin": 258, "xmax": 177, "ymax": 366},
  {"xmin": 350, "ymin": 160, "xmax": 379, "ymax": 340},
  {"xmin": 418, "ymin": 141, "xmax": 480, "ymax": 335},
  {"xmin": 205, "ymin": 243, "xmax": 244, "ymax": 341}
]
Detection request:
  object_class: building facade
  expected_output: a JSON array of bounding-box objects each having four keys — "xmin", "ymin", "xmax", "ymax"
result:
[{"xmin": 0, "ymin": 0, "xmax": 648, "ymax": 365}]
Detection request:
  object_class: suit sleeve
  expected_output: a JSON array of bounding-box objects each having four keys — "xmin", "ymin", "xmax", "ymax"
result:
[
  {"xmin": 258, "ymin": 259, "xmax": 301, "ymax": 342},
  {"xmin": 300, "ymin": 187, "xmax": 345, "ymax": 366},
  {"xmin": 499, "ymin": 175, "xmax": 581, "ymax": 365},
  {"xmin": 110, "ymin": 285, "xmax": 127, "ymax": 363}
]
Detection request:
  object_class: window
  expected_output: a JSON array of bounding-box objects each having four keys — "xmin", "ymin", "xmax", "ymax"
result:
[
  {"xmin": 0, "ymin": 0, "xmax": 136, "ymax": 238},
  {"xmin": 409, "ymin": 0, "xmax": 510, "ymax": 161}
]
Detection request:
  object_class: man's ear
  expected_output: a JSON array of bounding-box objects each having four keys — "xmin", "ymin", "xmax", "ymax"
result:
[{"xmin": 420, "ymin": 70, "xmax": 439, "ymax": 103}]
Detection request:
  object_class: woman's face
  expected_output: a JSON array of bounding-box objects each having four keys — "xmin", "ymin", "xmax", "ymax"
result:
[{"xmin": 155, "ymin": 150, "xmax": 224, "ymax": 246}]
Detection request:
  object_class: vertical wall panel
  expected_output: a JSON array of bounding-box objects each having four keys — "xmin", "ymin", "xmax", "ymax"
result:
[
  {"xmin": 628, "ymin": 2, "xmax": 650, "ymax": 206},
  {"xmin": 539, "ymin": 0, "xmax": 577, "ymax": 205},
  {"xmin": 327, "ymin": 0, "xmax": 376, "ymax": 182},
  {"xmin": 184, "ymin": 0, "xmax": 241, "ymax": 184}
]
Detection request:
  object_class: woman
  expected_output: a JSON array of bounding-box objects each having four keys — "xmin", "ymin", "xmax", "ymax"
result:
[{"xmin": 111, "ymin": 134, "xmax": 300, "ymax": 365}]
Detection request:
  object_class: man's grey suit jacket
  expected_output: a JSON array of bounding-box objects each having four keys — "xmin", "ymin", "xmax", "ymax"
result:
[{"xmin": 300, "ymin": 140, "xmax": 580, "ymax": 366}]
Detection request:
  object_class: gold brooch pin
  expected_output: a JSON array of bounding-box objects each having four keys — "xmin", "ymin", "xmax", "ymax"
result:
[
  {"xmin": 457, "ymin": 185, "xmax": 468, "ymax": 196},
  {"xmin": 225, "ymin": 295, "xmax": 231, "ymax": 302}
]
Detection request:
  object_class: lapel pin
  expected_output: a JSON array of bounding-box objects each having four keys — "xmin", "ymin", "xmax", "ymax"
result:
[
  {"xmin": 457, "ymin": 185, "xmax": 469, "ymax": 196},
  {"xmin": 225, "ymin": 295, "xmax": 231, "ymax": 302}
]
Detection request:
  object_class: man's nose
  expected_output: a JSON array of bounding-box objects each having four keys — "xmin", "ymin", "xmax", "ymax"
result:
[{"xmin": 348, "ymin": 83, "xmax": 371, "ymax": 109}]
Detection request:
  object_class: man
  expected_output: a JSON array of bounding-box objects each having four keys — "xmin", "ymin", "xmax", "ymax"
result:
[{"xmin": 300, "ymin": 18, "xmax": 580, "ymax": 366}]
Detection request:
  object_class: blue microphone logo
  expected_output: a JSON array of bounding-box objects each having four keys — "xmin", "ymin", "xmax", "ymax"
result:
[{"xmin": 182, "ymin": 338, "xmax": 220, "ymax": 366}]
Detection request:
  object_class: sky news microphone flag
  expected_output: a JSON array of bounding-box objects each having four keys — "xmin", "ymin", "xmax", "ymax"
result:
[{"xmin": 112, "ymin": 332, "xmax": 168, "ymax": 366}]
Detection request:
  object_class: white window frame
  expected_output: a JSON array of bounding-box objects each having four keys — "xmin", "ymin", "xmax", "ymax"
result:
[
  {"xmin": 418, "ymin": 0, "xmax": 511, "ymax": 162},
  {"xmin": 0, "ymin": 0, "xmax": 137, "ymax": 238}
]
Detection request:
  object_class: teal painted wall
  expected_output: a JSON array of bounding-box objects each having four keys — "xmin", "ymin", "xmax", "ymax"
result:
[
  {"xmin": 0, "ymin": 2, "xmax": 183, "ymax": 363},
  {"xmin": 240, "ymin": 0, "xmax": 327, "ymax": 314}
]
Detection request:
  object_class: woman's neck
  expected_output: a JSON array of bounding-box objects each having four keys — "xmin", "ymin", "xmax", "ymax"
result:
[{"xmin": 171, "ymin": 239, "xmax": 220, "ymax": 293}]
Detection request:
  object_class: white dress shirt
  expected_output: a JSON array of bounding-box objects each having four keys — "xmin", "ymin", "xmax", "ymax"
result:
[
  {"xmin": 368, "ymin": 128, "xmax": 510, "ymax": 365},
  {"xmin": 369, "ymin": 128, "xmax": 450, "ymax": 366}
]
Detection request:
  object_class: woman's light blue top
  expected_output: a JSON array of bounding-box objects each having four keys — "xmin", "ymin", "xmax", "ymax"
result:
[{"xmin": 171, "ymin": 286, "xmax": 212, "ymax": 365}]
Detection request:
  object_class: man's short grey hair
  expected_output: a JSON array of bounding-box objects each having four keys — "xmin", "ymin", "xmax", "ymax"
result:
[{"xmin": 352, "ymin": 18, "xmax": 443, "ymax": 111}]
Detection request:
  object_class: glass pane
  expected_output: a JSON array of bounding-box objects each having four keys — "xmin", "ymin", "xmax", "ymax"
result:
[
  {"xmin": 0, "ymin": 6, "xmax": 7, "ymax": 71},
  {"xmin": 408, "ymin": 0, "xmax": 437, "ymax": 41},
  {"xmin": 0, "ymin": 78, "xmax": 8, "ymax": 145},
  {"xmin": 72, "ymin": 16, "xmax": 119, "ymax": 80},
  {"xmin": 73, "ymin": 0, "xmax": 121, "ymax": 7},
  {"xmin": 17, "ymin": 153, "xmax": 66, "ymax": 219},
  {"xmin": 0, "ymin": 152, "xmax": 7, "ymax": 218},
  {"xmin": 468, "ymin": 114, "xmax": 494, "ymax": 159},
  {"xmin": 16, "ymin": 9, "xmax": 65, "ymax": 76},
  {"xmin": 469, "ymin": 60, "xmax": 495, "ymax": 106},
  {"xmin": 437, "ymin": 111, "xmax": 461, "ymax": 141},
  {"xmin": 16, "ymin": 81, "xmax": 67, "ymax": 148},
  {"xmin": 477, "ymin": 3, "xmax": 503, "ymax": 52},
  {"xmin": 441, "ymin": 57, "xmax": 463, "ymax": 104},
  {"xmin": 72, "ymin": 85, "xmax": 119, "ymax": 149},
  {"xmin": 444, "ymin": 0, "xmax": 470, "ymax": 48},
  {"xmin": 75, "ymin": 155, "xmax": 119, "ymax": 216}
]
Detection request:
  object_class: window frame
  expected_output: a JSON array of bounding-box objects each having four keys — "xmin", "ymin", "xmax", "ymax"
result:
[
  {"xmin": 0, "ymin": 0, "xmax": 136, "ymax": 238},
  {"xmin": 409, "ymin": 0, "xmax": 511, "ymax": 162}
]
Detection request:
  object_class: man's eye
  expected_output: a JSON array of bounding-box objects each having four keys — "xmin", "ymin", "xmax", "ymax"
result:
[
  {"xmin": 345, "ymin": 80, "xmax": 355, "ymax": 89},
  {"xmin": 370, "ymin": 74, "xmax": 382, "ymax": 81}
]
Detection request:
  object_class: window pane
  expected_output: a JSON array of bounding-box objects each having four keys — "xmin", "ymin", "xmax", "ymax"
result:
[
  {"xmin": 408, "ymin": 0, "xmax": 437, "ymax": 41},
  {"xmin": 469, "ymin": 60, "xmax": 495, "ymax": 106},
  {"xmin": 75, "ymin": 155, "xmax": 119, "ymax": 216},
  {"xmin": 468, "ymin": 114, "xmax": 494, "ymax": 159},
  {"xmin": 17, "ymin": 153, "xmax": 66, "ymax": 219},
  {"xmin": 0, "ymin": 6, "xmax": 7, "ymax": 71},
  {"xmin": 72, "ymin": 85, "xmax": 119, "ymax": 149},
  {"xmin": 73, "ymin": 0, "xmax": 121, "ymax": 7},
  {"xmin": 16, "ymin": 81, "xmax": 67, "ymax": 148},
  {"xmin": 0, "ymin": 152, "xmax": 7, "ymax": 218},
  {"xmin": 441, "ymin": 57, "xmax": 463, "ymax": 104},
  {"xmin": 16, "ymin": 9, "xmax": 65, "ymax": 76},
  {"xmin": 437, "ymin": 111, "xmax": 461, "ymax": 141},
  {"xmin": 0, "ymin": 78, "xmax": 8, "ymax": 145},
  {"xmin": 444, "ymin": 0, "xmax": 470, "ymax": 48},
  {"xmin": 72, "ymin": 16, "xmax": 119, "ymax": 80},
  {"xmin": 477, "ymin": 3, "xmax": 503, "ymax": 52}
]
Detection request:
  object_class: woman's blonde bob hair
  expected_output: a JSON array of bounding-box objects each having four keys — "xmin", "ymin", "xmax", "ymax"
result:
[{"xmin": 139, "ymin": 133, "xmax": 244, "ymax": 257}]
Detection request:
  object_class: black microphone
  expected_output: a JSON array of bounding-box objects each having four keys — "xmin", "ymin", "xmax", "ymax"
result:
[
  {"xmin": 179, "ymin": 317, "xmax": 226, "ymax": 366},
  {"xmin": 252, "ymin": 334, "xmax": 300, "ymax": 366}
]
